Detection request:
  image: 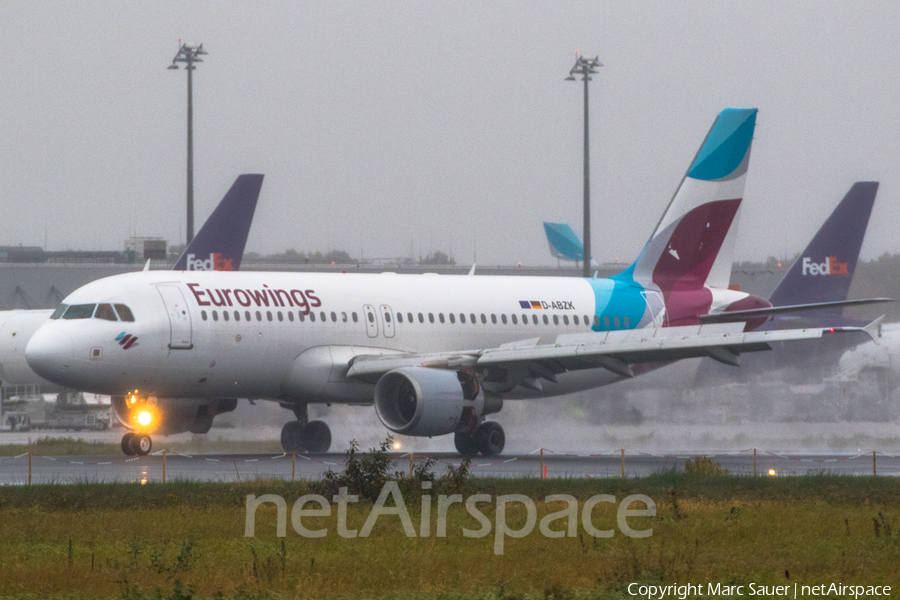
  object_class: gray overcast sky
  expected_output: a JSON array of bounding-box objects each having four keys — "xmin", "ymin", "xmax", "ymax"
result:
[{"xmin": 2, "ymin": 1, "xmax": 899, "ymax": 266}]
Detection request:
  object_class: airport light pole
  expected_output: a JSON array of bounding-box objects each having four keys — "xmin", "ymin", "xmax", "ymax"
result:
[
  {"xmin": 565, "ymin": 54, "xmax": 602, "ymax": 278},
  {"xmin": 167, "ymin": 42, "xmax": 207, "ymax": 245}
]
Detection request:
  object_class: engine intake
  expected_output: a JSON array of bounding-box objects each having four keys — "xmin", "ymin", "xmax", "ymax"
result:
[{"xmin": 374, "ymin": 367, "xmax": 492, "ymax": 437}]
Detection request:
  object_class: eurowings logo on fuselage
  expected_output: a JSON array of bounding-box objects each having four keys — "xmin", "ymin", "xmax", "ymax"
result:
[
  {"xmin": 186, "ymin": 253, "xmax": 235, "ymax": 271},
  {"xmin": 115, "ymin": 332, "xmax": 139, "ymax": 350},
  {"xmin": 801, "ymin": 256, "xmax": 850, "ymax": 276},
  {"xmin": 186, "ymin": 283, "xmax": 322, "ymax": 314},
  {"xmin": 518, "ymin": 300, "xmax": 576, "ymax": 310}
]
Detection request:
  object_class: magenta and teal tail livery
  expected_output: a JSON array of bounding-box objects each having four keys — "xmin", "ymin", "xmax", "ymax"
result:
[
  {"xmin": 173, "ymin": 174, "xmax": 264, "ymax": 272},
  {"xmin": 599, "ymin": 108, "xmax": 759, "ymax": 329}
]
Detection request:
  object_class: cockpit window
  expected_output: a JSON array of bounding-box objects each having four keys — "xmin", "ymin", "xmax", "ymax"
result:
[
  {"xmin": 94, "ymin": 304, "xmax": 118, "ymax": 321},
  {"xmin": 114, "ymin": 304, "xmax": 135, "ymax": 322},
  {"xmin": 62, "ymin": 304, "xmax": 96, "ymax": 320},
  {"xmin": 50, "ymin": 304, "xmax": 68, "ymax": 320}
]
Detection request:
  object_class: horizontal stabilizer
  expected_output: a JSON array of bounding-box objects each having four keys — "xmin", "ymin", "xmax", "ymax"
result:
[{"xmin": 698, "ymin": 298, "xmax": 893, "ymax": 324}]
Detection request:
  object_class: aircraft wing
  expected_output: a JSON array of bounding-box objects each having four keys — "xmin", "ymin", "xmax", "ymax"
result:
[
  {"xmin": 346, "ymin": 320, "xmax": 881, "ymax": 383},
  {"xmin": 699, "ymin": 298, "xmax": 892, "ymax": 324}
]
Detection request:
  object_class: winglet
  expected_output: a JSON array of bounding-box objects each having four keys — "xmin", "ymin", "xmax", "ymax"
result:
[
  {"xmin": 468, "ymin": 264, "xmax": 476, "ymax": 276},
  {"xmin": 864, "ymin": 315, "xmax": 885, "ymax": 343},
  {"xmin": 142, "ymin": 259, "xmax": 151, "ymax": 272}
]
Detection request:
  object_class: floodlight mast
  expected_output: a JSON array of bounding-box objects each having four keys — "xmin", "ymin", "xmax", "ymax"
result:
[
  {"xmin": 167, "ymin": 42, "xmax": 208, "ymax": 245},
  {"xmin": 565, "ymin": 54, "xmax": 602, "ymax": 278}
]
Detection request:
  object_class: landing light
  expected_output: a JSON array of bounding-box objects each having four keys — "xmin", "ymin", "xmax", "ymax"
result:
[
  {"xmin": 130, "ymin": 396, "xmax": 137, "ymax": 404},
  {"xmin": 138, "ymin": 411, "xmax": 153, "ymax": 426},
  {"xmin": 768, "ymin": 469, "xmax": 776, "ymax": 477},
  {"xmin": 393, "ymin": 441, "xmax": 401, "ymax": 450}
]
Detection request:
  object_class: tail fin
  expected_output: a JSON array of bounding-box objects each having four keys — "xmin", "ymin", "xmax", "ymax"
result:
[
  {"xmin": 616, "ymin": 108, "xmax": 757, "ymax": 294},
  {"xmin": 543, "ymin": 222, "xmax": 587, "ymax": 262},
  {"xmin": 173, "ymin": 174, "xmax": 264, "ymax": 271},
  {"xmin": 767, "ymin": 181, "xmax": 878, "ymax": 313}
]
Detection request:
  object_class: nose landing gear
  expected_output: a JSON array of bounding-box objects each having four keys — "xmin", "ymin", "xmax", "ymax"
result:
[
  {"xmin": 280, "ymin": 402, "xmax": 332, "ymax": 454},
  {"xmin": 121, "ymin": 432, "xmax": 153, "ymax": 456}
]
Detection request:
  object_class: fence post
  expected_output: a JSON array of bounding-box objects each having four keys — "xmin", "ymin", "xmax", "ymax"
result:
[
  {"xmin": 753, "ymin": 448, "xmax": 757, "ymax": 477},
  {"xmin": 28, "ymin": 451, "xmax": 31, "ymax": 486},
  {"xmin": 409, "ymin": 452, "xmax": 414, "ymax": 478},
  {"xmin": 621, "ymin": 448, "xmax": 625, "ymax": 479},
  {"xmin": 874, "ymin": 451, "xmax": 877, "ymax": 477},
  {"xmin": 540, "ymin": 448, "xmax": 544, "ymax": 480},
  {"xmin": 292, "ymin": 452, "xmax": 296, "ymax": 482}
]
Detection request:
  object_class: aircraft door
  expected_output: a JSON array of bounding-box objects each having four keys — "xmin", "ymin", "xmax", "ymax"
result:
[
  {"xmin": 157, "ymin": 285, "xmax": 193, "ymax": 349},
  {"xmin": 640, "ymin": 291, "xmax": 667, "ymax": 329},
  {"xmin": 379, "ymin": 305, "xmax": 395, "ymax": 338},
  {"xmin": 362, "ymin": 304, "xmax": 378, "ymax": 338}
]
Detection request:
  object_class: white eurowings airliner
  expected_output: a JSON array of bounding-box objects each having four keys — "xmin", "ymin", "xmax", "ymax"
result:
[{"xmin": 23, "ymin": 109, "xmax": 879, "ymax": 456}]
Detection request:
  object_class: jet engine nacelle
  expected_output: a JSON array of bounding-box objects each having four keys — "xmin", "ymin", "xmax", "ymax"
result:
[
  {"xmin": 112, "ymin": 396, "xmax": 238, "ymax": 435},
  {"xmin": 374, "ymin": 367, "xmax": 500, "ymax": 437}
]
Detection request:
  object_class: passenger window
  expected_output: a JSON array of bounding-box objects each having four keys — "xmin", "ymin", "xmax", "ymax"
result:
[
  {"xmin": 614, "ymin": 316, "xmax": 620, "ymax": 328},
  {"xmin": 532, "ymin": 314, "xmax": 538, "ymax": 325},
  {"xmin": 593, "ymin": 315, "xmax": 600, "ymax": 327},
  {"xmin": 397, "ymin": 312, "xmax": 403, "ymax": 323},
  {"xmin": 257, "ymin": 311, "xmax": 263, "ymax": 321},
  {"xmin": 459, "ymin": 313, "xmax": 465, "ymax": 324},
  {"xmin": 114, "ymin": 304, "xmax": 135, "ymax": 322},
  {"xmin": 501, "ymin": 314, "xmax": 507, "ymax": 324},
  {"xmin": 448, "ymin": 313, "xmax": 454, "ymax": 324},
  {"xmin": 521, "ymin": 314, "xmax": 527, "ymax": 325},
  {"xmin": 94, "ymin": 304, "xmax": 118, "ymax": 321},
  {"xmin": 288, "ymin": 312, "xmax": 294, "ymax": 322},
  {"xmin": 511, "ymin": 314, "xmax": 517, "ymax": 325},
  {"xmin": 585, "ymin": 315, "xmax": 591, "ymax": 326},
  {"xmin": 418, "ymin": 313, "xmax": 424, "ymax": 323},
  {"xmin": 278, "ymin": 312, "xmax": 283, "ymax": 322},
  {"xmin": 352, "ymin": 312, "xmax": 358, "ymax": 322},
  {"xmin": 439, "ymin": 313, "xmax": 445, "ymax": 323},
  {"xmin": 201, "ymin": 310, "xmax": 208, "ymax": 321},
  {"xmin": 553, "ymin": 315, "xmax": 559, "ymax": 325},
  {"xmin": 408, "ymin": 313, "xmax": 413, "ymax": 323},
  {"xmin": 299, "ymin": 312, "xmax": 306, "ymax": 322},
  {"xmin": 310, "ymin": 312, "xmax": 316, "ymax": 322},
  {"xmin": 63, "ymin": 304, "xmax": 96, "ymax": 320},
  {"xmin": 331, "ymin": 312, "xmax": 337, "ymax": 322},
  {"xmin": 50, "ymin": 304, "xmax": 68, "ymax": 319},
  {"xmin": 224, "ymin": 311, "xmax": 230, "ymax": 321},
  {"xmin": 320, "ymin": 311, "xmax": 326, "ymax": 322},
  {"xmin": 342, "ymin": 312, "xmax": 348, "ymax": 322},
  {"xmin": 368, "ymin": 312, "xmax": 375, "ymax": 323},
  {"xmin": 429, "ymin": 313, "xmax": 435, "ymax": 323},
  {"xmin": 604, "ymin": 316, "xmax": 610, "ymax": 329},
  {"xmin": 235, "ymin": 311, "xmax": 241, "ymax": 321},
  {"xmin": 384, "ymin": 312, "xmax": 391, "ymax": 323},
  {"xmin": 213, "ymin": 311, "xmax": 219, "ymax": 322},
  {"xmin": 624, "ymin": 316, "xmax": 630, "ymax": 328},
  {"xmin": 470, "ymin": 313, "xmax": 476, "ymax": 324},
  {"xmin": 481, "ymin": 314, "xmax": 487, "ymax": 324},
  {"xmin": 563, "ymin": 315, "xmax": 569, "ymax": 325},
  {"xmin": 543, "ymin": 315, "xmax": 549, "ymax": 325},
  {"xmin": 573, "ymin": 315, "xmax": 579, "ymax": 325},
  {"xmin": 266, "ymin": 311, "xmax": 273, "ymax": 321}
]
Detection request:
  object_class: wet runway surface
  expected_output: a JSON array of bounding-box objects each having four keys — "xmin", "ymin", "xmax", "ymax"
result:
[{"xmin": 1, "ymin": 450, "xmax": 897, "ymax": 485}]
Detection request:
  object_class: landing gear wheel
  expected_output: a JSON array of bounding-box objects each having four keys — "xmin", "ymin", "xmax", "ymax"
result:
[
  {"xmin": 476, "ymin": 422, "xmax": 505, "ymax": 456},
  {"xmin": 130, "ymin": 434, "xmax": 152, "ymax": 456},
  {"xmin": 121, "ymin": 432, "xmax": 136, "ymax": 456},
  {"xmin": 281, "ymin": 421, "xmax": 304, "ymax": 453},
  {"xmin": 454, "ymin": 431, "xmax": 480, "ymax": 456},
  {"xmin": 303, "ymin": 420, "xmax": 331, "ymax": 453}
]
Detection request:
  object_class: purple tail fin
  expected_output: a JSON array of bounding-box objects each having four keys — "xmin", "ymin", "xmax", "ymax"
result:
[
  {"xmin": 768, "ymin": 181, "xmax": 877, "ymax": 314},
  {"xmin": 173, "ymin": 174, "xmax": 264, "ymax": 271}
]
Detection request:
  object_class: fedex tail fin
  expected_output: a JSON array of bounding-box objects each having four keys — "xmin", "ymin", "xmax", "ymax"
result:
[
  {"xmin": 173, "ymin": 174, "xmax": 264, "ymax": 271},
  {"xmin": 767, "ymin": 181, "xmax": 878, "ymax": 315},
  {"xmin": 616, "ymin": 108, "xmax": 757, "ymax": 294}
]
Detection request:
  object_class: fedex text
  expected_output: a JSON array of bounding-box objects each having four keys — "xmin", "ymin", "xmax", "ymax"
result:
[{"xmin": 802, "ymin": 256, "xmax": 849, "ymax": 276}]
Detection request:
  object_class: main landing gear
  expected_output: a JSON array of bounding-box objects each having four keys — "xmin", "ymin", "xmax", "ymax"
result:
[
  {"xmin": 280, "ymin": 402, "xmax": 332, "ymax": 454},
  {"xmin": 454, "ymin": 421, "xmax": 505, "ymax": 457},
  {"xmin": 121, "ymin": 432, "xmax": 152, "ymax": 456}
]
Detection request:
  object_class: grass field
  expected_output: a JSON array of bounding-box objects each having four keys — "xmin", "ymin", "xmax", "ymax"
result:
[{"xmin": 1, "ymin": 469, "xmax": 898, "ymax": 600}]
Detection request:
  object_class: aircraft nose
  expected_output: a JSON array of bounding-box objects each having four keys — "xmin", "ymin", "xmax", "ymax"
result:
[{"xmin": 25, "ymin": 326, "xmax": 74, "ymax": 383}]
